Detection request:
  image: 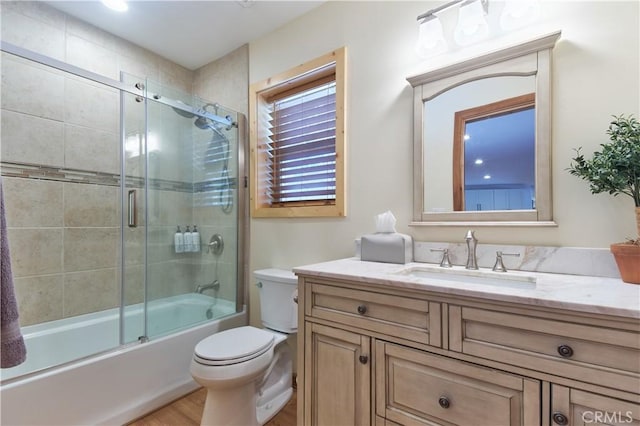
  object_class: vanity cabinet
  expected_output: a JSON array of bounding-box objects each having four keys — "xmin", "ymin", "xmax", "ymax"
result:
[
  {"xmin": 375, "ymin": 341, "xmax": 540, "ymax": 425},
  {"xmin": 297, "ymin": 274, "xmax": 640, "ymax": 426},
  {"xmin": 550, "ymin": 385, "xmax": 640, "ymax": 426},
  {"xmin": 304, "ymin": 322, "xmax": 371, "ymax": 426}
]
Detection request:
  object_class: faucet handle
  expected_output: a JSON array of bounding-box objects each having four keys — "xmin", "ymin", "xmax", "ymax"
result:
[
  {"xmin": 492, "ymin": 251, "xmax": 520, "ymax": 272},
  {"xmin": 431, "ymin": 248, "xmax": 453, "ymax": 268}
]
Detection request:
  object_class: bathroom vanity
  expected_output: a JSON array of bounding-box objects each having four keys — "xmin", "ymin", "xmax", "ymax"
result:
[{"xmin": 294, "ymin": 258, "xmax": 640, "ymax": 426}]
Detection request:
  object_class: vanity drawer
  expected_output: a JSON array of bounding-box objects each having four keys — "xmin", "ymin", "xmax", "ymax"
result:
[
  {"xmin": 375, "ymin": 341, "xmax": 540, "ymax": 426},
  {"xmin": 449, "ymin": 306, "xmax": 640, "ymax": 393},
  {"xmin": 305, "ymin": 282, "xmax": 441, "ymax": 346}
]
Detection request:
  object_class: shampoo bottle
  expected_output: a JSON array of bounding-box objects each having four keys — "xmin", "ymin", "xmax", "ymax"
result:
[
  {"xmin": 184, "ymin": 226, "xmax": 192, "ymax": 252},
  {"xmin": 192, "ymin": 225, "xmax": 200, "ymax": 252},
  {"xmin": 174, "ymin": 226, "xmax": 184, "ymax": 253}
]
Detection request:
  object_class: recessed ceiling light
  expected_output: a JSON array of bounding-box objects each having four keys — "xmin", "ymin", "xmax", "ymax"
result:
[
  {"xmin": 101, "ymin": 0, "xmax": 128, "ymax": 12},
  {"xmin": 483, "ymin": 174, "xmax": 491, "ymax": 179},
  {"xmin": 474, "ymin": 158, "xmax": 483, "ymax": 165}
]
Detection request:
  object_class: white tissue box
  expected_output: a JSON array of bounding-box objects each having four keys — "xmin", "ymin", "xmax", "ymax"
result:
[{"xmin": 361, "ymin": 233, "xmax": 413, "ymax": 264}]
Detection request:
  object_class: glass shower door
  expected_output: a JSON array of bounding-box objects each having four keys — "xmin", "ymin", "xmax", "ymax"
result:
[{"xmin": 120, "ymin": 72, "xmax": 147, "ymax": 345}]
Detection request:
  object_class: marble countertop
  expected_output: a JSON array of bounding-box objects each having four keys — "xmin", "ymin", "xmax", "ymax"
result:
[{"xmin": 293, "ymin": 258, "xmax": 640, "ymax": 319}]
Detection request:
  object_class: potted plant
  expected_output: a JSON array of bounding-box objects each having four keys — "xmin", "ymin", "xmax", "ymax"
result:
[{"xmin": 568, "ymin": 114, "xmax": 640, "ymax": 284}]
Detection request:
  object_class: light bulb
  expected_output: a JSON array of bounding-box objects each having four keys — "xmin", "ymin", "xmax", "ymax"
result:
[
  {"xmin": 454, "ymin": 0, "xmax": 489, "ymax": 46},
  {"xmin": 416, "ymin": 16, "xmax": 447, "ymax": 57}
]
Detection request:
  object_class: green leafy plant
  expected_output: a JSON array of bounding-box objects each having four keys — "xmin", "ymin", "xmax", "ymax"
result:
[{"xmin": 568, "ymin": 114, "xmax": 640, "ymax": 242}]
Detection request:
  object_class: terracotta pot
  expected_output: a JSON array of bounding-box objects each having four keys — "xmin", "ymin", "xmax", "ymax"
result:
[{"xmin": 611, "ymin": 243, "xmax": 640, "ymax": 284}]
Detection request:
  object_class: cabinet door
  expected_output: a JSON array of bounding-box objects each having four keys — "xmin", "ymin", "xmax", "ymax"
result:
[
  {"xmin": 551, "ymin": 385, "xmax": 640, "ymax": 426},
  {"xmin": 304, "ymin": 322, "xmax": 371, "ymax": 426},
  {"xmin": 376, "ymin": 341, "xmax": 540, "ymax": 426}
]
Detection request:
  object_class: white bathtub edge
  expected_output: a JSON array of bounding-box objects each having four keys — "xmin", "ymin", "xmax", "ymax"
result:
[{"xmin": 1, "ymin": 310, "xmax": 247, "ymax": 426}]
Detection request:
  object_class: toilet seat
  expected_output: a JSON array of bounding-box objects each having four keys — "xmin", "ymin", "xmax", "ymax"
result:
[{"xmin": 194, "ymin": 326, "xmax": 275, "ymax": 366}]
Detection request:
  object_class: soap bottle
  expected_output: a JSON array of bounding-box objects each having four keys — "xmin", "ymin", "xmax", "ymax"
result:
[
  {"xmin": 192, "ymin": 225, "xmax": 200, "ymax": 252},
  {"xmin": 184, "ymin": 226, "xmax": 192, "ymax": 252},
  {"xmin": 174, "ymin": 226, "xmax": 184, "ymax": 253}
]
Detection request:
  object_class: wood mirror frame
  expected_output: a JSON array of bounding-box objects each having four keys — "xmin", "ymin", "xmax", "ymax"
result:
[{"xmin": 407, "ymin": 31, "xmax": 560, "ymax": 226}]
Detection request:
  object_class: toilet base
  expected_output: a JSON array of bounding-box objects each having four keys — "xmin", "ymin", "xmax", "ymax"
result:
[
  {"xmin": 201, "ymin": 384, "xmax": 258, "ymax": 426},
  {"xmin": 257, "ymin": 387, "xmax": 292, "ymax": 425}
]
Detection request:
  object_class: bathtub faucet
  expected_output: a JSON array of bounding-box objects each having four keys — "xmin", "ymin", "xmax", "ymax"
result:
[{"xmin": 195, "ymin": 280, "xmax": 220, "ymax": 294}]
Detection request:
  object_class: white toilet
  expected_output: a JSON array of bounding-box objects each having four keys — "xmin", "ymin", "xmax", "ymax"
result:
[{"xmin": 190, "ymin": 269, "xmax": 297, "ymax": 426}]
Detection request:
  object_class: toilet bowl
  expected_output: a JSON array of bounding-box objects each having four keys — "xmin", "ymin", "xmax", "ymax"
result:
[{"xmin": 190, "ymin": 269, "xmax": 297, "ymax": 426}]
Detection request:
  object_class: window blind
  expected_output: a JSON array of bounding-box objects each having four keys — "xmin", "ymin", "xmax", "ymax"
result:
[{"xmin": 264, "ymin": 79, "xmax": 337, "ymax": 205}]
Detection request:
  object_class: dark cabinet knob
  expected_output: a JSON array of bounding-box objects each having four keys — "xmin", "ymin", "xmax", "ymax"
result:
[
  {"xmin": 359, "ymin": 355, "xmax": 368, "ymax": 364},
  {"xmin": 557, "ymin": 344, "xmax": 574, "ymax": 358},
  {"xmin": 438, "ymin": 396, "xmax": 450, "ymax": 409},
  {"xmin": 357, "ymin": 304, "xmax": 367, "ymax": 315},
  {"xmin": 552, "ymin": 412, "xmax": 568, "ymax": 425}
]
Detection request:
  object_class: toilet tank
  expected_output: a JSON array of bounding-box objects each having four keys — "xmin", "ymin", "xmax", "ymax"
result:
[{"xmin": 254, "ymin": 269, "xmax": 298, "ymax": 333}]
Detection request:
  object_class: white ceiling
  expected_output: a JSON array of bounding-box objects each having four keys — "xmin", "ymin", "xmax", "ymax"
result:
[{"xmin": 46, "ymin": 0, "xmax": 324, "ymax": 70}]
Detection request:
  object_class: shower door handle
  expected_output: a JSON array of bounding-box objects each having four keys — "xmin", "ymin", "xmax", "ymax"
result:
[{"xmin": 128, "ymin": 190, "xmax": 137, "ymax": 228}]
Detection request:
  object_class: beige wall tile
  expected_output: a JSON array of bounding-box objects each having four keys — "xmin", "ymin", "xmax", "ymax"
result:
[
  {"xmin": 14, "ymin": 274, "xmax": 64, "ymax": 326},
  {"xmin": 64, "ymin": 77, "xmax": 119, "ymax": 133},
  {"xmin": 64, "ymin": 228, "xmax": 118, "ymax": 272},
  {"xmin": 158, "ymin": 57, "xmax": 193, "ymax": 94},
  {"xmin": 0, "ymin": 1, "xmax": 66, "ymax": 29},
  {"xmin": 123, "ymin": 265, "xmax": 144, "ymax": 306},
  {"xmin": 118, "ymin": 54, "xmax": 160, "ymax": 83},
  {"xmin": 1, "ymin": 10, "xmax": 65, "ymax": 61},
  {"xmin": 147, "ymin": 226, "xmax": 174, "ymax": 264},
  {"xmin": 148, "ymin": 189, "xmax": 192, "ymax": 226},
  {"xmin": 0, "ymin": 110, "xmax": 65, "ymax": 166},
  {"xmin": 124, "ymin": 226, "xmax": 144, "ymax": 266},
  {"xmin": 64, "ymin": 14, "xmax": 117, "ymax": 52},
  {"xmin": 2, "ymin": 177, "xmax": 63, "ymax": 227},
  {"xmin": 147, "ymin": 260, "xmax": 194, "ymax": 300},
  {"xmin": 64, "ymin": 183, "xmax": 119, "ymax": 227},
  {"xmin": 193, "ymin": 44, "xmax": 249, "ymax": 115},
  {"xmin": 63, "ymin": 268, "xmax": 119, "ymax": 317},
  {"xmin": 7, "ymin": 228, "xmax": 63, "ymax": 277},
  {"xmin": 66, "ymin": 35, "xmax": 119, "ymax": 80},
  {"xmin": 1, "ymin": 57, "xmax": 65, "ymax": 121},
  {"xmin": 64, "ymin": 123, "xmax": 119, "ymax": 174}
]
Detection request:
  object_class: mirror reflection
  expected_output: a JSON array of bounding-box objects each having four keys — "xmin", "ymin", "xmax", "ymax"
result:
[
  {"xmin": 454, "ymin": 94, "xmax": 535, "ymax": 211},
  {"xmin": 423, "ymin": 75, "xmax": 535, "ymax": 213}
]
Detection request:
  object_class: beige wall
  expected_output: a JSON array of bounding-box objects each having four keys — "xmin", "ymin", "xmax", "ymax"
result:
[{"xmin": 248, "ymin": 1, "xmax": 640, "ymax": 326}]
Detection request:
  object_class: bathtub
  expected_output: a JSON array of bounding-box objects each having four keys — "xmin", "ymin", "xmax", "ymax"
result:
[{"xmin": 0, "ymin": 293, "xmax": 247, "ymax": 425}]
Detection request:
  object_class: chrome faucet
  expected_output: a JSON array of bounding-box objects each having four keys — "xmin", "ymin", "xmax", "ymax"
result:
[
  {"xmin": 465, "ymin": 230, "xmax": 478, "ymax": 270},
  {"xmin": 195, "ymin": 280, "xmax": 220, "ymax": 294}
]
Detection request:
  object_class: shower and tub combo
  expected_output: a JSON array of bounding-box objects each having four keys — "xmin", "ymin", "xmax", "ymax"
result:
[{"xmin": 0, "ymin": 40, "xmax": 248, "ymax": 425}]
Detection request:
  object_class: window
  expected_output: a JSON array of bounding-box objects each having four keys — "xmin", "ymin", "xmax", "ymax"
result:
[{"xmin": 250, "ymin": 47, "xmax": 346, "ymax": 218}]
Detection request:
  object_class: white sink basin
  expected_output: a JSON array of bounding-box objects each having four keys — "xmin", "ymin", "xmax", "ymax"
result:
[{"xmin": 393, "ymin": 265, "xmax": 537, "ymax": 289}]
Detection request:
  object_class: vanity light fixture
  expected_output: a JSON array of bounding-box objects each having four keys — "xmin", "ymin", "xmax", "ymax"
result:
[
  {"xmin": 101, "ymin": 0, "xmax": 128, "ymax": 12},
  {"xmin": 416, "ymin": 0, "xmax": 541, "ymax": 57},
  {"xmin": 416, "ymin": 14, "xmax": 447, "ymax": 57},
  {"xmin": 416, "ymin": 0, "xmax": 488, "ymax": 57},
  {"xmin": 454, "ymin": 0, "xmax": 490, "ymax": 46}
]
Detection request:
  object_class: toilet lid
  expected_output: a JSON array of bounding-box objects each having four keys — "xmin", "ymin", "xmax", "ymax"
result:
[{"xmin": 194, "ymin": 326, "xmax": 275, "ymax": 366}]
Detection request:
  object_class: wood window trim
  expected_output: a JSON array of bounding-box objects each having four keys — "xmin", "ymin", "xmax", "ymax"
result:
[
  {"xmin": 452, "ymin": 93, "xmax": 535, "ymax": 211},
  {"xmin": 250, "ymin": 47, "xmax": 347, "ymax": 218}
]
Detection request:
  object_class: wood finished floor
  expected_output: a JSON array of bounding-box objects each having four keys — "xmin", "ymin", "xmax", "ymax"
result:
[{"xmin": 128, "ymin": 387, "xmax": 296, "ymax": 426}]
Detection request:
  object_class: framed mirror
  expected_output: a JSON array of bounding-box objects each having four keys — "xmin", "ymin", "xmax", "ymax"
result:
[{"xmin": 408, "ymin": 31, "xmax": 560, "ymax": 226}]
